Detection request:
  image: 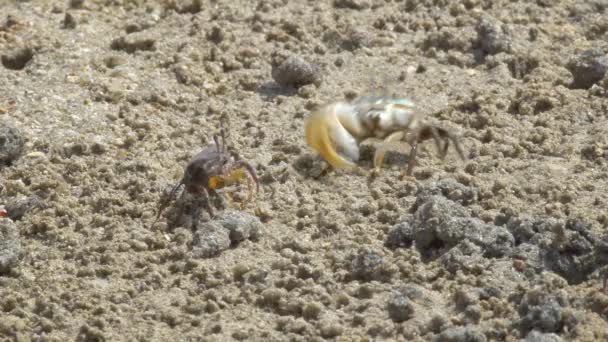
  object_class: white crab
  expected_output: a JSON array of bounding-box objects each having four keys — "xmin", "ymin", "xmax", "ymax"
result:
[{"xmin": 304, "ymin": 95, "xmax": 465, "ymax": 175}]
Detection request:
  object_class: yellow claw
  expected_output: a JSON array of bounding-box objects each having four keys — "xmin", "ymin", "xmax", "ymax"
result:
[
  {"xmin": 208, "ymin": 168, "xmax": 257, "ymax": 208},
  {"xmin": 208, "ymin": 169, "xmax": 247, "ymax": 189},
  {"xmin": 208, "ymin": 176, "xmax": 223, "ymax": 190},
  {"xmin": 304, "ymin": 105, "xmax": 358, "ymax": 169}
]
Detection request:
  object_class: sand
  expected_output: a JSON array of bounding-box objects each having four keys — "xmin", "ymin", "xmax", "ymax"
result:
[{"xmin": 1, "ymin": 0, "xmax": 608, "ymax": 340}]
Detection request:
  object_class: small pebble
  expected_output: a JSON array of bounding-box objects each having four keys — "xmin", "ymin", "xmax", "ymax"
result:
[
  {"xmin": 63, "ymin": 12, "xmax": 76, "ymax": 29},
  {"xmin": 333, "ymin": 0, "xmax": 370, "ymax": 10},
  {"xmin": 319, "ymin": 320, "xmax": 343, "ymax": 338},
  {"xmin": 303, "ymin": 302, "xmax": 322, "ymax": 320},
  {"xmin": 69, "ymin": 0, "xmax": 85, "ymax": 9},
  {"xmin": 111, "ymin": 32, "xmax": 156, "ymax": 53}
]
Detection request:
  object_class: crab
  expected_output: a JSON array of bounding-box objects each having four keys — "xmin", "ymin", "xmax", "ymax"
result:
[
  {"xmin": 304, "ymin": 94, "xmax": 466, "ymax": 175},
  {"xmin": 152, "ymin": 121, "xmax": 259, "ymax": 226}
]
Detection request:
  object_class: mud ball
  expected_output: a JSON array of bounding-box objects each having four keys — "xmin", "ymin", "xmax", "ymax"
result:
[
  {"xmin": 5, "ymin": 195, "xmax": 42, "ymax": 221},
  {"xmin": 524, "ymin": 331, "xmax": 563, "ymax": 342},
  {"xmin": 1, "ymin": 47, "xmax": 33, "ymax": 70},
  {"xmin": 437, "ymin": 326, "xmax": 487, "ymax": 342},
  {"xmin": 271, "ymin": 55, "xmax": 322, "ymax": 88},
  {"xmin": 0, "ymin": 218, "xmax": 22, "ymax": 274},
  {"xmin": 0, "ymin": 125, "xmax": 25, "ymax": 167},
  {"xmin": 386, "ymin": 291, "xmax": 415, "ymax": 322},
  {"xmin": 192, "ymin": 221, "xmax": 231, "ymax": 258},
  {"xmin": 518, "ymin": 292, "xmax": 570, "ymax": 334},
  {"xmin": 350, "ymin": 247, "xmax": 394, "ymax": 282},
  {"xmin": 214, "ymin": 210, "xmax": 263, "ymax": 242},
  {"xmin": 385, "ymin": 221, "xmax": 413, "ymax": 248},
  {"xmin": 476, "ymin": 15, "xmax": 512, "ymax": 55},
  {"xmin": 191, "ymin": 210, "xmax": 263, "ymax": 258},
  {"xmin": 566, "ymin": 48, "xmax": 608, "ymax": 89}
]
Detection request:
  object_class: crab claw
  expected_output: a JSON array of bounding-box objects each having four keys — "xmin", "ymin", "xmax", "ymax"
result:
[{"xmin": 304, "ymin": 103, "xmax": 360, "ymax": 169}]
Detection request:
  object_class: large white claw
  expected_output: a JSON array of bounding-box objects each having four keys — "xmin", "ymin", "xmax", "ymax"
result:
[{"xmin": 304, "ymin": 103, "xmax": 359, "ymax": 169}]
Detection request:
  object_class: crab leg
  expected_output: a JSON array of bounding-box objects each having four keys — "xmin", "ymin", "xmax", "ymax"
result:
[
  {"xmin": 149, "ymin": 181, "xmax": 185, "ymax": 228},
  {"xmin": 428, "ymin": 126, "xmax": 445, "ymax": 159},
  {"xmin": 373, "ymin": 131, "xmax": 406, "ymax": 170},
  {"xmin": 234, "ymin": 161, "xmax": 259, "ymax": 193},
  {"xmin": 407, "ymin": 140, "xmax": 419, "ymax": 176},
  {"xmin": 200, "ymin": 186, "xmax": 215, "ymax": 218},
  {"xmin": 449, "ymin": 134, "xmax": 467, "ymax": 161}
]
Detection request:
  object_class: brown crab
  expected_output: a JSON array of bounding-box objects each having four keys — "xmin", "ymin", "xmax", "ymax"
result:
[{"xmin": 152, "ymin": 121, "xmax": 259, "ymax": 226}]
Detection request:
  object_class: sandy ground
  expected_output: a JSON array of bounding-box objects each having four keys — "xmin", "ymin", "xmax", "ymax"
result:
[{"xmin": 2, "ymin": 0, "xmax": 608, "ymax": 341}]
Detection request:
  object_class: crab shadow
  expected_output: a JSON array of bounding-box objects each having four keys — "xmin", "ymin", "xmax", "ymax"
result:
[{"xmin": 256, "ymin": 82, "xmax": 298, "ymax": 102}]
